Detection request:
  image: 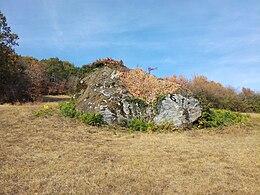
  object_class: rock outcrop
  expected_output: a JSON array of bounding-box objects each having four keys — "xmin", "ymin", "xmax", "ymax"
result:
[
  {"xmin": 76, "ymin": 58, "xmax": 201, "ymax": 128},
  {"xmin": 153, "ymin": 94, "xmax": 201, "ymax": 128}
]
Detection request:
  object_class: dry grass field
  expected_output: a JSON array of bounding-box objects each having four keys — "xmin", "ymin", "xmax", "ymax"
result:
[{"xmin": 0, "ymin": 101, "xmax": 259, "ymax": 194}]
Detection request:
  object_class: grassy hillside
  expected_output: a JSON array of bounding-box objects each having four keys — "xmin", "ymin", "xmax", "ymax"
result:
[{"xmin": 0, "ymin": 102, "xmax": 259, "ymax": 194}]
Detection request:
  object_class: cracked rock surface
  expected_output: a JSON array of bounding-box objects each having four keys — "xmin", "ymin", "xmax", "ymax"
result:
[{"xmin": 153, "ymin": 94, "xmax": 201, "ymax": 128}]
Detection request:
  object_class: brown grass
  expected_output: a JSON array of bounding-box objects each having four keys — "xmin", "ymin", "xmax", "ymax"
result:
[{"xmin": 0, "ymin": 102, "xmax": 259, "ymax": 194}]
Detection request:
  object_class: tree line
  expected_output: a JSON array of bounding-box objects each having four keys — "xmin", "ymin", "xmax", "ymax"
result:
[
  {"xmin": 166, "ymin": 75, "xmax": 260, "ymax": 113},
  {"xmin": 0, "ymin": 10, "xmax": 100, "ymax": 103}
]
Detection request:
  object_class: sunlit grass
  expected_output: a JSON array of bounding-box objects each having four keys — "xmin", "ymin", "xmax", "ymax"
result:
[{"xmin": 0, "ymin": 102, "xmax": 259, "ymax": 194}]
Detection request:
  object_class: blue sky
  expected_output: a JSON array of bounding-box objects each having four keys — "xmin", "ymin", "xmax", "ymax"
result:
[{"xmin": 1, "ymin": 0, "xmax": 260, "ymax": 91}]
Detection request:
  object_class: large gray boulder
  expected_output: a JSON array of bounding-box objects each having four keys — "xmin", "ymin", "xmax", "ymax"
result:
[
  {"xmin": 153, "ymin": 94, "xmax": 201, "ymax": 128},
  {"xmin": 76, "ymin": 60, "xmax": 201, "ymax": 129}
]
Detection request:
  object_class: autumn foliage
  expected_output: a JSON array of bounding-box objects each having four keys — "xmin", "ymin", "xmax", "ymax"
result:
[
  {"xmin": 117, "ymin": 68, "xmax": 180, "ymax": 103},
  {"xmin": 166, "ymin": 74, "xmax": 260, "ymax": 113}
]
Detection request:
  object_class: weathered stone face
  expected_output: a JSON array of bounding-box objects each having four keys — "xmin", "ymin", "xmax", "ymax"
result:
[
  {"xmin": 153, "ymin": 94, "xmax": 201, "ymax": 128},
  {"xmin": 76, "ymin": 67, "xmax": 147, "ymax": 123},
  {"xmin": 76, "ymin": 64, "xmax": 201, "ymax": 129}
]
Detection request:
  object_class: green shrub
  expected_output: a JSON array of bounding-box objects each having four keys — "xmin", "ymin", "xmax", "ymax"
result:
[
  {"xmin": 128, "ymin": 117, "xmax": 158, "ymax": 132},
  {"xmin": 59, "ymin": 98, "xmax": 104, "ymax": 126},
  {"xmin": 79, "ymin": 112, "xmax": 104, "ymax": 126},
  {"xmin": 59, "ymin": 99, "xmax": 78, "ymax": 118},
  {"xmin": 196, "ymin": 108, "xmax": 250, "ymax": 128}
]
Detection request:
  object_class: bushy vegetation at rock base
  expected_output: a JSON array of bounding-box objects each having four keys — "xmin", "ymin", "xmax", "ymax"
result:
[
  {"xmin": 78, "ymin": 112, "xmax": 104, "ymax": 127},
  {"xmin": 57, "ymin": 98, "xmax": 172, "ymax": 131},
  {"xmin": 126, "ymin": 118, "xmax": 176, "ymax": 132},
  {"xmin": 194, "ymin": 105, "xmax": 250, "ymax": 129},
  {"xmin": 58, "ymin": 99, "xmax": 104, "ymax": 126},
  {"xmin": 58, "ymin": 98, "xmax": 78, "ymax": 118},
  {"xmin": 57, "ymin": 98, "xmax": 250, "ymax": 131},
  {"xmin": 127, "ymin": 117, "xmax": 158, "ymax": 132}
]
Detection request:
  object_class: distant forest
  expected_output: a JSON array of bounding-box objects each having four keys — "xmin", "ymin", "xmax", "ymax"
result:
[{"xmin": 1, "ymin": 10, "xmax": 259, "ymax": 113}]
